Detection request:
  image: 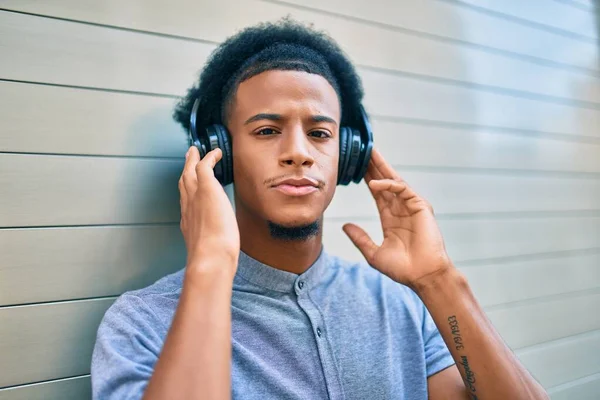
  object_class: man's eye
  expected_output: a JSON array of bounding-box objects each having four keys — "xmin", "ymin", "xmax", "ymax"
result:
[
  {"xmin": 309, "ymin": 130, "xmax": 331, "ymax": 138},
  {"xmin": 256, "ymin": 128, "xmax": 278, "ymax": 136}
]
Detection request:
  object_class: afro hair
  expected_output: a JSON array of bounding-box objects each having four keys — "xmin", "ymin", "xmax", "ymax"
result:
[{"xmin": 172, "ymin": 18, "xmax": 364, "ymax": 135}]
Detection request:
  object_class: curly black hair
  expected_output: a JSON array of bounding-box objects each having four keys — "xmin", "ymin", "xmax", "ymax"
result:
[{"xmin": 172, "ymin": 17, "xmax": 364, "ymax": 135}]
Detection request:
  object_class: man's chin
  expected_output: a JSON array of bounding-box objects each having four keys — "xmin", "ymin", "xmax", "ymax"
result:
[{"xmin": 267, "ymin": 219, "xmax": 320, "ymax": 241}]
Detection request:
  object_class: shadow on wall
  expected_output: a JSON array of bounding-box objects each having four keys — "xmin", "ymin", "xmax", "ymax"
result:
[{"xmin": 117, "ymin": 103, "xmax": 188, "ymax": 289}]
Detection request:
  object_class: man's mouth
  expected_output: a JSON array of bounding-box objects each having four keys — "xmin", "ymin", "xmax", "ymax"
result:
[{"xmin": 271, "ymin": 177, "xmax": 320, "ymax": 197}]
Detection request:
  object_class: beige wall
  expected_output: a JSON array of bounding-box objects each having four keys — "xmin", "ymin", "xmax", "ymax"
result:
[{"xmin": 0, "ymin": 1, "xmax": 599, "ymax": 398}]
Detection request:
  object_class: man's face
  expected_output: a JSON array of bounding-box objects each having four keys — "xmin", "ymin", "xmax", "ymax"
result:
[{"xmin": 227, "ymin": 69, "xmax": 340, "ymax": 229}]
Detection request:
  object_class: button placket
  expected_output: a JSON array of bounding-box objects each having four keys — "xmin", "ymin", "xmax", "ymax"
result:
[{"xmin": 296, "ymin": 292, "xmax": 345, "ymax": 399}]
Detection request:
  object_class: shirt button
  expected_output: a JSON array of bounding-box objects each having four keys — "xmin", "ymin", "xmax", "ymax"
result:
[
  {"xmin": 316, "ymin": 327, "xmax": 322, "ymax": 337},
  {"xmin": 298, "ymin": 281, "xmax": 305, "ymax": 289}
]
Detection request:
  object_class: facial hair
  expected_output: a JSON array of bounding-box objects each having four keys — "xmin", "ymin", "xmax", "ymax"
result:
[{"xmin": 267, "ymin": 219, "xmax": 320, "ymax": 241}]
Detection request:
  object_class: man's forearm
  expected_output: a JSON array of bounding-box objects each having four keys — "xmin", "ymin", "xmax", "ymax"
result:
[
  {"xmin": 412, "ymin": 267, "xmax": 549, "ymax": 400},
  {"xmin": 143, "ymin": 257, "xmax": 235, "ymax": 400}
]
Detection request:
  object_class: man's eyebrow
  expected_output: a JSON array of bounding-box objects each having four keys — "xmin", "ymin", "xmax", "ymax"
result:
[
  {"xmin": 244, "ymin": 113, "xmax": 282, "ymax": 125},
  {"xmin": 311, "ymin": 115, "xmax": 337, "ymax": 125}
]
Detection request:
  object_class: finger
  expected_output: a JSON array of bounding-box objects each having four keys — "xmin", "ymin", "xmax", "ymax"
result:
[
  {"xmin": 366, "ymin": 150, "xmax": 384, "ymax": 180},
  {"xmin": 195, "ymin": 148, "xmax": 223, "ymax": 178},
  {"xmin": 368, "ymin": 178, "xmax": 407, "ymax": 193},
  {"xmin": 370, "ymin": 148, "xmax": 402, "ymax": 181},
  {"xmin": 182, "ymin": 146, "xmax": 200, "ymax": 194},
  {"xmin": 366, "ymin": 172, "xmax": 396, "ymax": 205},
  {"xmin": 368, "ymin": 178, "xmax": 434, "ymax": 215},
  {"xmin": 178, "ymin": 177, "xmax": 188, "ymax": 216},
  {"xmin": 364, "ymin": 176, "xmax": 392, "ymax": 212},
  {"xmin": 368, "ymin": 179, "xmax": 417, "ymax": 201},
  {"xmin": 364, "ymin": 170, "xmax": 379, "ymax": 191},
  {"xmin": 203, "ymin": 147, "xmax": 223, "ymax": 169},
  {"xmin": 342, "ymin": 223, "xmax": 378, "ymax": 264}
]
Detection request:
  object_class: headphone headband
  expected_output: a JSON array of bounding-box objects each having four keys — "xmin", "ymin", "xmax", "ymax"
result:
[{"xmin": 189, "ymin": 97, "xmax": 201, "ymax": 147}]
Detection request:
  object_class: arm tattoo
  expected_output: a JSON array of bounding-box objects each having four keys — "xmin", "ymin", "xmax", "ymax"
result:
[
  {"xmin": 449, "ymin": 315, "xmax": 479, "ymax": 398},
  {"xmin": 461, "ymin": 356, "xmax": 478, "ymax": 398},
  {"xmin": 448, "ymin": 315, "xmax": 464, "ymax": 351}
]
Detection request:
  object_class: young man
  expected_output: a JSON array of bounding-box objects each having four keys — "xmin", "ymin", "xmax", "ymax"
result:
[{"xmin": 91, "ymin": 19, "xmax": 549, "ymax": 400}]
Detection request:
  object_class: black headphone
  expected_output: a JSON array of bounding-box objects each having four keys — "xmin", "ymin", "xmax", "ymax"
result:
[{"xmin": 189, "ymin": 98, "xmax": 373, "ymax": 186}]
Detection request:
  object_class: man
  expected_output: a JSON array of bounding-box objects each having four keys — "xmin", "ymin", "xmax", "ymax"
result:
[{"xmin": 91, "ymin": 19, "xmax": 549, "ymax": 399}]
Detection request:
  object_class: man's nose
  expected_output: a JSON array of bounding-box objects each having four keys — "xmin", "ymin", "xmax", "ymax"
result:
[{"xmin": 278, "ymin": 126, "xmax": 315, "ymax": 168}]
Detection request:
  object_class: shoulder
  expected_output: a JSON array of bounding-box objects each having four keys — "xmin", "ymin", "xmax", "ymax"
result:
[
  {"xmin": 91, "ymin": 271, "xmax": 185, "ymax": 398},
  {"xmin": 127, "ymin": 267, "xmax": 186, "ymax": 300},
  {"xmin": 99, "ymin": 267, "xmax": 185, "ymax": 336}
]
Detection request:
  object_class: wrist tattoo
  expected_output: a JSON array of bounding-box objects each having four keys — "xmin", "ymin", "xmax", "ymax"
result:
[{"xmin": 448, "ymin": 315, "xmax": 464, "ymax": 351}]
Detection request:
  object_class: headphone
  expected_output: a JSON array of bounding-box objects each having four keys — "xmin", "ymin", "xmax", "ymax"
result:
[{"xmin": 189, "ymin": 98, "xmax": 373, "ymax": 186}]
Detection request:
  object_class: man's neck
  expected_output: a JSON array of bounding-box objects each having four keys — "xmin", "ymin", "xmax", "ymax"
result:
[{"xmin": 235, "ymin": 209, "xmax": 324, "ymax": 275}]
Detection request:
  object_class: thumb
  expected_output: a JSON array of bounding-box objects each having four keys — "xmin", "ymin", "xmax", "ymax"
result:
[{"xmin": 342, "ymin": 223, "xmax": 378, "ymax": 263}]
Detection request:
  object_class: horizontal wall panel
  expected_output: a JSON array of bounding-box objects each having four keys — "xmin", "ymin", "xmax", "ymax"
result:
[
  {"xmin": 0, "ymin": 376, "xmax": 90, "ymax": 400},
  {"xmin": 324, "ymin": 216, "xmax": 600, "ymax": 264},
  {"xmin": 326, "ymin": 171, "xmax": 600, "ymax": 218},
  {"xmin": 0, "ymin": 154, "xmax": 181, "ymax": 227},
  {"xmin": 489, "ymin": 292, "xmax": 600, "ymax": 350},
  {"xmin": 1, "ymin": 6, "xmax": 599, "ymax": 107},
  {"xmin": 3, "ymin": 153, "xmax": 600, "ymax": 227},
  {"xmin": 361, "ymin": 69, "xmax": 600, "ymax": 140},
  {"xmin": 0, "ymin": 10, "xmax": 212, "ymax": 96},
  {"xmin": 454, "ymin": 0, "xmax": 598, "ymax": 40},
  {"xmin": 0, "ymin": 299, "xmax": 114, "ymax": 388},
  {"xmin": 276, "ymin": 0, "xmax": 599, "ymax": 73},
  {"xmin": 373, "ymin": 119, "xmax": 600, "ymax": 173},
  {"xmin": 3, "ymin": 81, "xmax": 600, "ymax": 173},
  {"xmin": 2, "ymin": 11, "xmax": 600, "ymax": 139},
  {"xmin": 460, "ymin": 253, "xmax": 600, "ymax": 307},
  {"xmin": 0, "ymin": 81, "xmax": 186, "ymax": 158},
  {"xmin": 1, "ymin": 292, "xmax": 594, "ymax": 388},
  {"xmin": 0, "ymin": 225, "xmax": 186, "ymax": 306},
  {"xmin": 549, "ymin": 372, "xmax": 600, "ymax": 400},
  {"xmin": 516, "ymin": 330, "xmax": 600, "ymax": 388}
]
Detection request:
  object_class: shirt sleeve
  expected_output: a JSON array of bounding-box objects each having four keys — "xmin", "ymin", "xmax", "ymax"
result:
[
  {"xmin": 91, "ymin": 293, "xmax": 165, "ymax": 400},
  {"xmin": 418, "ymin": 294, "xmax": 456, "ymax": 377}
]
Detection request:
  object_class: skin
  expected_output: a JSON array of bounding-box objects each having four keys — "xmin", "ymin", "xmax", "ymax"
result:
[
  {"xmin": 227, "ymin": 70, "xmax": 341, "ymax": 274},
  {"xmin": 142, "ymin": 70, "xmax": 549, "ymax": 399}
]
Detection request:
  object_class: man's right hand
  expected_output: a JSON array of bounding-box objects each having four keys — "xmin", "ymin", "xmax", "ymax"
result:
[
  {"xmin": 142, "ymin": 145, "xmax": 237, "ymax": 400},
  {"xmin": 178, "ymin": 146, "xmax": 240, "ymax": 278}
]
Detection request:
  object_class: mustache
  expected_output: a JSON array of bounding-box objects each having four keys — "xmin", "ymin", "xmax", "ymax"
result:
[{"xmin": 264, "ymin": 173, "xmax": 326, "ymax": 188}]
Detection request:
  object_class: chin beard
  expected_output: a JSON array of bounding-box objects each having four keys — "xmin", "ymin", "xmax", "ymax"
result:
[{"xmin": 268, "ymin": 219, "xmax": 320, "ymax": 241}]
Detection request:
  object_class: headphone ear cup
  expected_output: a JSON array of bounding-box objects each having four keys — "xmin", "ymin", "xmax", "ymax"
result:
[
  {"xmin": 206, "ymin": 124, "xmax": 233, "ymax": 185},
  {"xmin": 218, "ymin": 125, "xmax": 233, "ymax": 186},
  {"xmin": 353, "ymin": 134, "xmax": 372, "ymax": 184},
  {"xmin": 346, "ymin": 128, "xmax": 363, "ymax": 184},
  {"xmin": 338, "ymin": 127, "xmax": 352, "ymax": 185}
]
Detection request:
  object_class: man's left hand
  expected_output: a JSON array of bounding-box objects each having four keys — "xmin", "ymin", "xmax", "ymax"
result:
[{"xmin": 342, "ymin": 148, "xmax": 454, "ymax": 290}]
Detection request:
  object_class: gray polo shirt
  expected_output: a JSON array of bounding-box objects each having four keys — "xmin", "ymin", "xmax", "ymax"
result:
[{"xmin": 91, "ymin": 247, "xmax": 455, "ymax": 399}]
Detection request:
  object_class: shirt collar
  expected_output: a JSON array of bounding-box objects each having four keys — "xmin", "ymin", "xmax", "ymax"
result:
[{"xmin": 234, "ymin": 246, "xmax": 331, "ymax": 293}]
